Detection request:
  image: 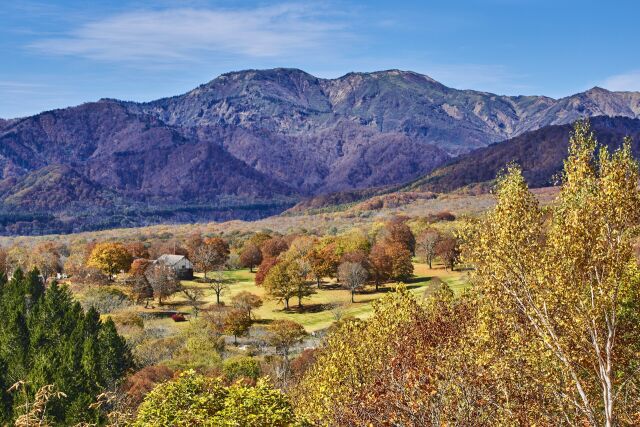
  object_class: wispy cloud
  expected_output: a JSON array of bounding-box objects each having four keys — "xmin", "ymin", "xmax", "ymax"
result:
[
  {"xmin": 29, "ymin": 4, "xmax": 349, "ymax": 64},
  {"xmin": 601, "ymin": 70, "xmax": 640, "ymax": 92},
  {"xmin": 0, "ymin": 80, "xmax": 49, "ymax": 94},
  {"xmin": 426, "ymin": 63, "xmax": 533, "ymax": 94}
]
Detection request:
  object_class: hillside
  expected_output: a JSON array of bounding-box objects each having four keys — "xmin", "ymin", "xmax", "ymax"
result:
[
  {"xmin": 0, "ymin": 102, "xmax": 295, "ymax": 234},
  {"xmin": 404, "ymin": 116, "xmax": 640, "ymax": 193},
  {"xmin": 2, "ymin": 68, "xmax": 640, "ymax": 234}
]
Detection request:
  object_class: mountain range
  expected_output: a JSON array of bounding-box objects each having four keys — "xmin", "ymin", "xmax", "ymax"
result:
[{"xmin": 1, "ymin": 68, "xmax": 640, "ymax": 234}]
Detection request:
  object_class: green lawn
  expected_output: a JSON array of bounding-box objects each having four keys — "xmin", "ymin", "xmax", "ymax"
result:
[{"xmin": 165, "ymin": 262, "xmax": 470, "ymax": 332}]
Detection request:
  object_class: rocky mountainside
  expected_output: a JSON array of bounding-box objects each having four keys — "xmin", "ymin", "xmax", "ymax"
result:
[
  {"xmin": 404, "ymin": 116, "xmax": 640, "ymax": 194},
  {"xmin": 2, "ymin": 68, "xmax": 640, "ymax": 234},
  {"xmin": 130, "ymin": 69, "xmax": 640, "ymax": 194}
]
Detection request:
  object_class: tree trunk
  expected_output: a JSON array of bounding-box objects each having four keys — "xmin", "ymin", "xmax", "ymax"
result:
[
  {"xmin": 298, "ymin": 293, "xmax": 303, "ymax": 308},
  {"xmin": 316, "ymin": 277, "xmax": 321, "ymax": 287},
  {"xmin": 351, "ymin": 290, "xmax": 355, "ymax": 303},
  {"xmin": 284, "ymin": 298, "xmax": 289, "ymax": 310},
  {"xmin": 216, "ymin": 292, "xmax": 221, "ymax": 305},
  {"xmin": 428, "ymin": 257, "xmax": 432, "ymax": 269}
]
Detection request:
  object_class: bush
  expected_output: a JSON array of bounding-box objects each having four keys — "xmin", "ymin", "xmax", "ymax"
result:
[
  {"xmin": 109, "ymin": 310, "xmax": 144, "ymax": 329},
  {"xmin": 133, "ymin": 336, "xmax": 185, "ymax": 367},
  {"xmin": 434, "ymin": 211, "xmax": 456, "ymax": 221},
  {"xmin": 133, "ymin": 370, "xmax": 227, "ymax": 426},
  {"xmin": 162, "ymin": 320, "xmax": 224, "ymax": 372},
  {"xmin": 81, "ymin": 286, "xmax": 132, "ymax": 314},
  {"xmin": 133, "ymin": 370, "xmax": 297, "ymax": 426},
  {"xmin": 223, "ymin": 356, "xmax": 261, "ymax": 383},
  {"xmin": 171, "ymin": 313, "xmax": 186, "ymax": 322},
  {"xmin": 122, "ymin": 365, "xmax": 175, "ymax": 407}
]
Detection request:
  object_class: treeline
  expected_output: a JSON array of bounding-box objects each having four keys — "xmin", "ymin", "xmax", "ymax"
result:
[{"xmin": 0, "ymin": 199, "xmax": 295, "ymax": 236}]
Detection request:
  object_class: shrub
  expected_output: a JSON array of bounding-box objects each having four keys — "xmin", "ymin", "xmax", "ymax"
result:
[
  {"xmin": 133, "ymin": 370, "xmax": 227, "ymax": 426},
  {"xmin": 133, "ymin": 370, "xmax": 297, "ymax": 426},
  {"xmin": 81, "ymin": 286, "xmax": 132, "ymax": 314},
  {"xmin": 171, "ymin": 313, "xmax": 186, "ymax": 322},
  {"xmin": 162, "ymin": 320, "xmax": 224, "ymax": 372},
  {"xmin": 133, "ymin": 336, "xmax": 185, "ymax": 367},
  {"xmin": 122, "ymin": 365, "xmax": 175, "ymax": 407},
  {"xmin": 434, "ymin": 211, "xmax": 456, "ymax": 221},
  {"xmin": 109, "ymin": 310, "xmax": 144, "ymax": 329},
  {"xmin": 222, "ymin": 356, "xmax": 261, "ymax": 383}
]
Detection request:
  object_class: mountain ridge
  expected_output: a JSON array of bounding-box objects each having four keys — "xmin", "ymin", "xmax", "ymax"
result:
[
  {"xmin": 403, "ymin": 115, "xmax": 640, "ymax": 194},
  {"xmin": 2, "ymin": 68, "xmax": 640, "ymax": 234}
]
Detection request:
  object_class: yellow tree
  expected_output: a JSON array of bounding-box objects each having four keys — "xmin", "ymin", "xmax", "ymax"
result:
[
  {"xmin": 263, "ymin": 255, "xmax": 314, "ymax": 310},
  {"xmin": 293, "ymin": 287, "xmax": 423, "ymax": 424},
  {"xmin": 87, "ymin": 242, "xmax": 133, "ymax": 280},
  {"xmin": 463, "ymin": 121, "xmax": 640, "ymax": 426}
]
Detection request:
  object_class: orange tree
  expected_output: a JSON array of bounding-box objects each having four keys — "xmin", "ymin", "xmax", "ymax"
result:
[{"xmin": 192, "ymin": 237, "xmax": 229, "ymax": 279}]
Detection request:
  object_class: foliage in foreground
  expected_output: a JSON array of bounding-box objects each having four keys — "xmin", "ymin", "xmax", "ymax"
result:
[
  {"xmin": 133, "ymin": 370, "xmax": 298, "ymax": 426},
  {"xmin": 293, "ymin": 121, "xmax": 640, "ymax": 426}
]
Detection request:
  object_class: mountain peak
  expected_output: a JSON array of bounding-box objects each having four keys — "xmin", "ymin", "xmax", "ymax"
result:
[
  {"xmin": 337, "ymin": 69, "xmax": 440, "ymax": 84},
  {"xmin": 215, "ymin": 67, "xmax": 316, "ymax": 82},
  {"xmin": 585, "ymin": 86, "xmax": 611, "ymax": 94}
]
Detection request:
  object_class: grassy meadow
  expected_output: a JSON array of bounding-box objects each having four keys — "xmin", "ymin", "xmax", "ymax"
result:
[{"xmin": 107, "ymin": 261, "xmax": 469, "ymax": 334}]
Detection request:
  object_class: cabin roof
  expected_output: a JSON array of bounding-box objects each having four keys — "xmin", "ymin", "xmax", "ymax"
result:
[{"xmin": 156, "ymin": 254, "xmax": 190, "ymax": 266}]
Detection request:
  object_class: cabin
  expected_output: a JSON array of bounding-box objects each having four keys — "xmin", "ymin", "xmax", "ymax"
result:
[{"xmin": 155, "ymin": 254, "xmax": 194, "ymax": 280}]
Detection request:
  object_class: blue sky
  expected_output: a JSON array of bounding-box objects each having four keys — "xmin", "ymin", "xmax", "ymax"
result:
[{"xmin": 1, "ymin": 0, "xmax": 639, "ymax": 118}]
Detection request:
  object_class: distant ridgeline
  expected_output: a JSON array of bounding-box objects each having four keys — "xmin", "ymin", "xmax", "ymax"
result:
[
  {"xmin": 403, "ymin": 116, "xmax": 640, "ymax": 194},
  {"xmin": 1, "ymin": 68, "xmax": 640, "ymax": 235}
]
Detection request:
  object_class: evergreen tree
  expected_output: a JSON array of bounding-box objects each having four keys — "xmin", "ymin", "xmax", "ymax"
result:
[
  {"xmin": 0, "ymin": 272, "xmax": 7, "ymax": 295},
  {"xmin": 0, "ymin": 358, "xmax": 10, "ymax": 424},
  {"xmin": 99, "ymin": 318, "xmax": 133, "ymax": 388},
  {"xmin": 25, "ymin": 268, "xmax": 45, "ymax": 303},
  {"xmin": 81, "ymin": 307, "xmax": 103, "ymax": 387},
  {"xmin": 0, "ymin": 268, "xmax": 134, "ymax": 424}
]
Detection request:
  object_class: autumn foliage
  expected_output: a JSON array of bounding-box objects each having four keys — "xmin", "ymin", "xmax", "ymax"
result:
[
  {"xmin": 87, "ymin": 242, "xmax": 133, "ymax": 279},
  {"xmin": 294, "ymin": 121, "xmax": 640, "ymax": 426}
]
